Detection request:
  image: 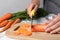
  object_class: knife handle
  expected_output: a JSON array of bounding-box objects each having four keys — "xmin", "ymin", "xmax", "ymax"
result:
[{"xmin": 30, "ymin": 9, "xmax": 35, "ymax": 17}]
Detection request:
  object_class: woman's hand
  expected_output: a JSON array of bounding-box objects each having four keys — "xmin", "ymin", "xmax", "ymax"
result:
[
  {"xmin": 45, "ymin": 14, "xmax": 60, "ymax": 34},
  {"xmin": 27, "ymin": 0, "xmax": 40, "ymax": 18}
]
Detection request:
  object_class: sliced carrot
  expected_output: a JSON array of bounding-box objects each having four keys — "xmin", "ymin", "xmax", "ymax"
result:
[
  {"xmin": 0, "ymin": 13, "xmax": 12, "ymax": 23},
  {"xmin": 14, "ymin": 28, "xmax": 32, "ymax": 36},
  {"xmin": 32, "ymin": 23, "xmax": 48, "ymax": 32},
  {"xmin": 14, "ymin": 23, "xmax": 32, "ymax": 36},
  {"xmin": 12, "ymin": 18, "xmax": 21, "ymax": 25},
  {"xmin": 0, "ymin": 20, "xmax": 8, "ymax": 28},
  {"xmin": 0, "ymin": 20, "xmax": 14, "ymax": 32},
  {"xmin": 21, "ymin": 23, "xmax": 30, "ymax": 29},
  {"xmin": 22, "ymin": 29, "xmax": 32, "ymax": 36},
  {"xmin": 14, "ymin": 28, "xmax": 24, "ymax": 36},
  {"xmin": 14, "ymin": 27, "xmax": 22, "ymax": 36}
]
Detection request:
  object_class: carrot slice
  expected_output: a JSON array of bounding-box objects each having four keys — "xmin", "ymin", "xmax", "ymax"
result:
[
  {"xmin": 0, "ymin": 13, "xmax": 12, "ymax": 23},
  {"xmin": 14, "ymin": 28, "xmax": 32, "ymax": 36},
  {"xmin": 22, "ymin": 29, "xmax": 32, "ymax": 36},
  {"xmin": 21, "ymin": 23, "xmax": 30, "ymax": 29},
  {"xmin": 14, "ymin": 23, "xmax": 32, "ymax": 36},
  {"xmin": 14, "ymin": 27, "xmax": 22, "ymax": 36},
  {"xmin": 0, "ymin": 20, "xmax": 8, "ymax": 28},
  {"xmin": 0, "ymin": 20, "xmax": 14, "ymax": 32}
]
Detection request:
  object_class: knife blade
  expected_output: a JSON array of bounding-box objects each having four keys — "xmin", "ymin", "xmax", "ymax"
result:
[{"xmin": 30, "ymin": 10, "xmax": 35, "ymax": 27}]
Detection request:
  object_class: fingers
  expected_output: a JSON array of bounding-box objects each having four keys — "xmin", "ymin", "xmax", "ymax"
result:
[
  {"xmin": 27, "ymin": 4, "xmax": 34, "ymax": 17},
  {"xmin": 50, "ymin": 27, "xmax": 60, "ymax": 34},
  {"xmin": 27, "ymin": 3, "xmax": 38, "ymax": 18},
  {"xmin": 45, "ymin": 15, "xmax": 60, "ymax": 29},
  {"xmin": 58, "ymin": 31, "xmax": 60, "ymax": 34},
  {"xmin": 45, "ymin": 21, "xmax": 60, "ymax": 32},
  {"xmin": 45, "ymin": 14, "xmax": 60, "ymax": 34}
]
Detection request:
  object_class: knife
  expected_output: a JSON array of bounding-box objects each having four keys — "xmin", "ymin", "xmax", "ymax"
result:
[{"xmin": 30, "ymin": 9, "xmax": 35, "ymax": 27}]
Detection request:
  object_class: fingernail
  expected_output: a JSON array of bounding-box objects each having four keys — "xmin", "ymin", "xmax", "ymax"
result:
[
  {"xmin": 50, "ymin": 31, "xmax": 55, "ymax": 34},
  {"xmin": 45, "ymin": 29, "xmax": 51, "ymax": 33},
  {"xmin": 45, "ymin": 30, "xmax": 48, "ymax": 32},
  {"xmin": 50, "ymin": 32, "xmax": 53, "ymax": 34}
]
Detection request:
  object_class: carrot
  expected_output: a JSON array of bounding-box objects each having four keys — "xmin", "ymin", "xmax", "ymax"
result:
[
  {"xmin": 12, "ymin": 18, "xmax": 21, "ymax": 25},
  {"xmin": 14, "ymin": 28, "xmax": 24, "ymax": 36},
  {"xmin": 21, "ymin": 23, "xmax": 31, "ymax": 29},
  {"xmin": 22, "ymin": 29, "xmax": 32, "ymax": 36},
  {"xmin": 0, "ymin": 20, "xmax": 9, "ymax": 28},
  {"xmin": 0, "ymin": 13, "xmax": 12, "ymax": 23},
  {"xmin": 31, "ymin": 27, "xmax": 36, "ymax": 32},
  {"xmin": 32, "ymin": 23, "xmax": 48, "ymax": 32},
  {"xmin": 14, "ymin": 28, "xmax": 32, "ymax": 36},
  {"xmin": 14, "ymin": 23, "xmax": 32, "ymax": 36},
  {"xmin": 0, "ymin": 20, "xmax": 14, "ymax": 32}
]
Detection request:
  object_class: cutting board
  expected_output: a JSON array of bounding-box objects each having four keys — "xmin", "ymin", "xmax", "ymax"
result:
[{"xmin": 6, "ymin": 23, "xmax": 60, "ymax": 40}]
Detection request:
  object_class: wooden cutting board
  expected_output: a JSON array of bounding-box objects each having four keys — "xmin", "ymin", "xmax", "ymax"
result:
[{"xmin": 5, "ymin": 23, "xmax": 60, "ymax": 40}]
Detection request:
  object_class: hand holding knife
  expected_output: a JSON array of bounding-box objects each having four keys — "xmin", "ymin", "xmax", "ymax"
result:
[{"xmin": 30, "ymin": 9, "xmax": 35, "ymax": 18}]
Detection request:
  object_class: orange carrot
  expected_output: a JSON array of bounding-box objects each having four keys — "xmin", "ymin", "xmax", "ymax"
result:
[
  {"xmin": 21, "ymin": 23, "xmax": 31, "ymax": 29},
  {"xmin": 22, "ymin": 29, "xmax": 32, "ymax": 36},
  {"xmin": 14, "ymin": 28, "xmax": 24, "ymax": 36},
  {"xmin": 14, "ymin": 28, "xmax": 32, "ymax": 36},
  {"xmin": 14, "ymin": 23, "xmax": 32, "ymax": 36},
  {"xmin": 0, "ymin": 20, "xmax": 9, "ymax": 28},
  {"xmin": 32, "ymin": 23, "xmax": 48, "ymax": 32},
  {"xmin": 0, "ymin": 20, "xmax": 14, "ymax": 32},
  {"xmin": 31, "ymin": 27, "xmax": 36, "ymax": 32},
  {"xmin": 12, "ymin": 18, "xmax": 21, "ymax": 25},
  {"xmin": 0, "ymin": 13, "xmax": 12, "ymax": 23}
]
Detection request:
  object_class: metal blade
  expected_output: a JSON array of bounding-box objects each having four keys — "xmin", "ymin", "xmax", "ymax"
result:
[
  {"xmin": 31, "ymin": 17, "xmax": 33, "ymax": 27},
  {"xmin": 30, "ymin": 9, "xmax": 35, "ymax": 29}
]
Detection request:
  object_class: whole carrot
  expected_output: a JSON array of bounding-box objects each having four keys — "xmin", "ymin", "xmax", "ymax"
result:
[
  {"xmin": 0, "ymin": 20, "xmax": 9, "ymax": 28},
  {"xmin": 0, "ymin": 20, "xmax": 14, "ymax": 32},
  {"xmin": 12, "ymin": 18, "xmax": 21, "ymax": 25},
  {"xmin": 32, "ymin": 23, "xmax": 48, "ymax": 32},
  {"xmin": 31, "ymin": 27, "xmax": 36, "ymax": 32},
  {"xmin": 0, "ymin": 13, "xmax": 12, "ymax": 23}
]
